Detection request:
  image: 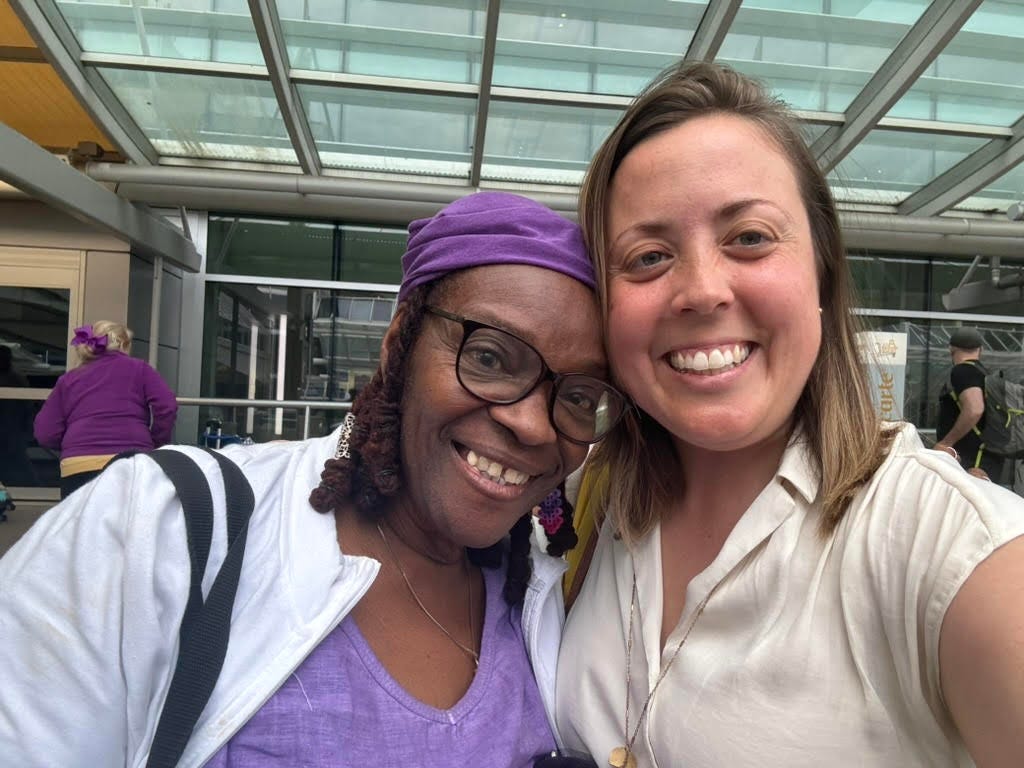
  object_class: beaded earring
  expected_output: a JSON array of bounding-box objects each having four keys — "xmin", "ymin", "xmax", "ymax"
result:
[{"xmin": 537, "ymin": 488, "xmax": 566, "ymax": 537}]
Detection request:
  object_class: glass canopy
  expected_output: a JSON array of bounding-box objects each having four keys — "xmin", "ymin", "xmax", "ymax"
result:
[{"xmin": 38, "ymin": 0, "xmax": 1024, "ymax": 215}]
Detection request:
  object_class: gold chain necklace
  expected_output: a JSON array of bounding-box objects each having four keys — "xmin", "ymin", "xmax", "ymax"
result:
[
  {"xmin": 610, "ymin": 567, "xmax": 714, "ymax": 768},
  {"xmin": 376, "ymin": 522, "xmax": 480, "ymax": 668}
]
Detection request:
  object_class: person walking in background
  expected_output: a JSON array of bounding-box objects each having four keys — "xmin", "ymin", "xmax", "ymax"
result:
[
  {"xmin": 935, "ymin": 326, "xmax": 1003, "ymax": 481},
  {"xmin": 33, "ymin": 321, "xmax": 178, "ymax": 498}
]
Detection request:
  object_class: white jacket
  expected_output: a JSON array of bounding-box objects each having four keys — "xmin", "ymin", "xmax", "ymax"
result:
[{"xmin": 0, "ymin": 430, "xmax": 568, "ymax": 767}]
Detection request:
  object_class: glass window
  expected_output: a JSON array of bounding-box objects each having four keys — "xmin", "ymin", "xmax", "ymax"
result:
[
  {"xmin": 957, "ymin": 161, "xmax": 1024, "ymax": 215},
  {"xmin": 0, "ymin": 286, "xmax": 70, "ymax": 489},
  {"xmin": 337, "ymin": 226, "xmax": 405, "ymax": 284},
  {"xmin": 482, "ymin": 100, "xmax": 621, "ymax": 184},
  {"xmin": 299, "ymin": 85, "xmax": 475, "ymax": 176},
  {"xmin": 97, "ymin": 68, "xmax": 297, "ymax": 164},
  {"xmin": 491, "ymin": 0, "xmax": 702, "ymax": 96},
  {"xmin": 207, "ymin": 217, "xmax": 334, "ymax": 280},
  {"xmin": 201, "ymin": 283, "xmax": 394, "ymax": 440},
  {"xmin": 55, "ymin": 0, "xmax": 263, "ymax": 65},
  {"xmin": 887, "ymin": 0, "xmax": 1024, "ymax": 127},
  {"xmin": 720, "ymin": 0, "xmax": 930, "ymax": 112},
  {"xmin": 206, "ymin": 218, "xmax": 405, "ymax": 283},
  {"xmin": 829, "ymin": 129, "xmax": 988, "ymax": 204},
  {"xmin": 848, "ymin": 253, "xmax": 929, "ymax": 312},
  {"xmin": 280, "ymin": 0, "xmax": 485, "ymax": 83}
]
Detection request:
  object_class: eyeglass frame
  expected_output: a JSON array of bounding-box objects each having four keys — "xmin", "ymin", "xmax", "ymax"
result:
[{"xmin": 424, "ymin": 305, "xmax": 628, "ymax": 445}]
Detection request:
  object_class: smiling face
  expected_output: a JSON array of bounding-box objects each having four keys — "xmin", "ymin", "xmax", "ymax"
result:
[
  {"xmin": 605, "ymin": 113, "xmax": 822, "ymax": 455},
  {"xmin": 397, "ymin": 263, "xmax": 605, "ymax": 548}
]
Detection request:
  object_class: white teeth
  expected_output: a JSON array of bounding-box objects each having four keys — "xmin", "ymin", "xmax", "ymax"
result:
[
  {"xmin": 463, "ymin": 449, "xmax": 530, "ymax": 486},
  {"xmin": 504, "ymin": 468, "xmax": 527, "ymax": 484},
  {"xmin": 669, "ymin": 344, "xmax": 750, "ymax": 374}
]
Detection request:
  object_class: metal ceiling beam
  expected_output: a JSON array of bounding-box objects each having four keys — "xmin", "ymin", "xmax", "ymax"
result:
[
  {"xmin": 468, "ymin": 0, "xmax": 501, "ymax": 188},
  {"xmin": 811, "ymin": 0, "xmax": 982, "ymax": 173},
  {"xmin": 9, "ymin": 0, "xmax": 158, "ymax": 165},
  {"xmin": 684, "ymin": 0, "xmax": 742, "ymax": 61},
  {"xmin": 0, "ymin": 123, "xmax": 198, "ymax": 270},
  {"xmin": 899, "ymin": 114, "xmax": 1024, "ymax": 217},
  {"xmin": 248, "ymin": 0, "xmax": 322, "ymax": 175}
]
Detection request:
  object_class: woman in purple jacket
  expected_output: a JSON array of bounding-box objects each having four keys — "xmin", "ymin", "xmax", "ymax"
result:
[{"xmin": 34, "ymin": 320, "xmax": 178, "ymax": 498}]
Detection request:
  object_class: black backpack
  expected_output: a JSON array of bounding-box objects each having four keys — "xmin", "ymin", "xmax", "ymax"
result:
[{"xmin": 952, "ymin": 361, "xmax": 1024, "ymax": 459}]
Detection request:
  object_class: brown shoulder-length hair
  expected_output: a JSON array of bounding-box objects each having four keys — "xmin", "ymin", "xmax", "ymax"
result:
[{"xmin": 580, "ymin": 61, "xmax": 895, "ymax": 540}]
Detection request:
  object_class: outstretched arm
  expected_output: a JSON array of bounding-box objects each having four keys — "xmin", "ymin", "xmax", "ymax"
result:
[{"xmin": 940, "ymin": 536, "xmax": 1024, "ymax": 767}]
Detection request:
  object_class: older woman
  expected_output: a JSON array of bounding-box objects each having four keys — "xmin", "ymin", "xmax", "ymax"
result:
[
  {"xmin": 34, "ymin": 319, "xmax": 178, "ymax": 498},
  {"xmin": 0, "ymin": 193, "xmax": 626, "ymax": 767},
  {"xmin": 557, "ymin": 63, "xmax": 1024, "ymax": 767}
]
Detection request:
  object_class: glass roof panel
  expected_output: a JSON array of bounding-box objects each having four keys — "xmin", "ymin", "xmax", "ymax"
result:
[
  {"xmin": 491, "ymin": 0, "xmax": 703, "ymax": 96},
  {"xmin": 828, "ymin": 128, "xmax": 988, "ymax": 205},
  {"xmin": 278, "ymin": 0, "xmax": 486, "ymax": 84},
  {"xmin": 887, "ymin": 1, "xmax": 1024, "ymax": 127},
  {"xmin": 956, "ymin": 161, "xmax": 1024, "ymax": 214},
  {"xmin": 481, "ymin": 101, "xmax": 622, "ymax": 184},
  {"xmin": 297, "ymin": 84, "xmax": 474, "ymax": 176},
  {"xmin": 97, "ymin": 67, "xmax": 297, "ymax": 163},
  {"xmin": 720, "ymin": 0, "xmax": 930, "ymax": 112},
  {"xmin": 56, "ymin": 0, "xmax": 262, "ymax": 65}
]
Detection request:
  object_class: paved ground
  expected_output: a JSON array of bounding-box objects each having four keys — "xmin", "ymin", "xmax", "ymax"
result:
[{"xmin": 0, "ymin": 500, "xmax": 50, "ymax": 557}]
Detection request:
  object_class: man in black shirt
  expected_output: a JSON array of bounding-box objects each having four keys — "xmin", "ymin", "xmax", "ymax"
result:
[{"xmin": 936, "ymin": 327, "xmax": 1003, "ymax": 480}]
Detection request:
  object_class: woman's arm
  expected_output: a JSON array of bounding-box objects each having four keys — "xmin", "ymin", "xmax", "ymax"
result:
[
  {"xmin": 33, "ymin": 377, "xmax": 67, "ymax": 449},
  {"xmin": 0, "ymin": 457, "xmax": 190, "ymax": 766},
  {"xmin": 143, "ymin": 364, "xmax": 178, "ymax": 446},
  {"xmin": 940, "ymin": 535, "xmax": 1024, "ymax": 767}
]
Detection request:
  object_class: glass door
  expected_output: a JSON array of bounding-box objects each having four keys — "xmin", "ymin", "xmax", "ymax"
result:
[{"xmin": 0, "ymin": 248, "xmax": 82, "ymax": 498}]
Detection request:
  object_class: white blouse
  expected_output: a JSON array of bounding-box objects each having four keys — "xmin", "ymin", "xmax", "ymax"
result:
[{"xmin": 556, "ymin": 424, "xmax": 1024, "ymax": 767}]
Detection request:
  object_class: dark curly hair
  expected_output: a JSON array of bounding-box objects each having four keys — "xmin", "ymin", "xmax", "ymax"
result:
[{"xmin": 309, "ymin": 279, "xmax": 581, "ymax": 606}]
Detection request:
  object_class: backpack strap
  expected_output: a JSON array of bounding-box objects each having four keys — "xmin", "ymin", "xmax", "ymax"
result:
[{"xmin": 144, "ymin": 448, "xmax": 255, "ymax": 768}]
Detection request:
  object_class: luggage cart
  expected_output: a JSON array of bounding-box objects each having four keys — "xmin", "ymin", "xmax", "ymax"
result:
[{"xmin": 199, "ymin": 418, "xmax": 251, "ymax": 449}]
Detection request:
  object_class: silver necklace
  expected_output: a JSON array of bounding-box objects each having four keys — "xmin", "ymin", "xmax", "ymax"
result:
[
  {"xmin": 376, "ymin": 522, "xmax": 479, "ymax": 668},
  {"xmin": 610, "ymin": 567, "xmax": 714, "ymax": 768}
]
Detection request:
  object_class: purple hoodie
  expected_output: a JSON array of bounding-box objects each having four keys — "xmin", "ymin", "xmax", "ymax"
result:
[{"xmin": 34, "ymin": 351, "xmax": 178, "ymax": 459}]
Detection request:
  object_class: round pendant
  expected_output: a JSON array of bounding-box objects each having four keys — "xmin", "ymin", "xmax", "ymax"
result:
[{"xmin": 609, "ymin": 746, "xmax": 637, "ymax": 768}]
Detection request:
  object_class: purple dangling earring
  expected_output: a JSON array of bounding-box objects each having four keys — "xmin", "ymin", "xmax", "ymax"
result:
[{"xmin": 536, "ymin": 488, "xmax": 565, "ymax": 536}]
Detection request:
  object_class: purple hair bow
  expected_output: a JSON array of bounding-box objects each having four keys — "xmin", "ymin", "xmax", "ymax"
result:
[{"xmin": 71, "ymin": 325, "xmax": 108, "ymax": 353}]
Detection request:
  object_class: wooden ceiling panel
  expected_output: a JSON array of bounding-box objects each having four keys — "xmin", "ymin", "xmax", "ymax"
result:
[
  {"xmin": 0, "ymin": 0, "xmax": 113, "ymax": 153},
  {"xmin": 0, "ymin": 1, "xmax": 36, "ymax": 48},
  {"xmin": 0, "ymin": 62, "xmax": 112, "ymax": 152}
]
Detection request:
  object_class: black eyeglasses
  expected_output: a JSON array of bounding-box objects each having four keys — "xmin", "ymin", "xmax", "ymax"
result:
[
  {"xmin": 426, "ymin": 306, "xmax": 628, "ymax": 445},
  {"xmin": 533, "ymin": 749, "xmax": 600, "ymax": 768}
]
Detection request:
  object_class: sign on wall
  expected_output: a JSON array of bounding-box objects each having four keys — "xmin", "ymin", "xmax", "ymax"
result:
[{"xmin": 857, "ymin": 331, "xmax": 907, "ymax": 422}]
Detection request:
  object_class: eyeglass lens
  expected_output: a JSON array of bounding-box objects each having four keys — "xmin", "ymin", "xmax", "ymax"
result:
[{"xmin": 457, "ymin": 326, "xmax": 624, "ymax": 443}]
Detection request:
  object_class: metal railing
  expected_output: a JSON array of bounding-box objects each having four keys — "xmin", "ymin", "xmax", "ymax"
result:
[{"xmin": 175, "ymin": 396, "xmax": 351, "ymax": 441}]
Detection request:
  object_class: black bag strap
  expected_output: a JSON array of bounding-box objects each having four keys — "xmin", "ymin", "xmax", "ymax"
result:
[{"xmin": 144, "ymin": 448, "xmax": 255, "ymax": 768}]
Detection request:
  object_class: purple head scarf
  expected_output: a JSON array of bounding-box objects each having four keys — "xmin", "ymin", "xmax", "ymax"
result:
[{"xmin": 398, "ymin": 192, "xmax": 594, "ymax": 301}]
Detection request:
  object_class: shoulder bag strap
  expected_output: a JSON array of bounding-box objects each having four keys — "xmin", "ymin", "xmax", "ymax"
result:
[{"xmin": 145, "ymin": 449, "xmax": 255, "ymax": 768}]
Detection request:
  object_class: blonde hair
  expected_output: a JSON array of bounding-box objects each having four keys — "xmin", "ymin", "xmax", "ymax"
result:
[
  {"xmin": 74, "ymin": 320, "xmax": 133, "ymax": 362},
  {"xmin": 580, "ymin": 61, "xmax": 895, "ymax": 541}
]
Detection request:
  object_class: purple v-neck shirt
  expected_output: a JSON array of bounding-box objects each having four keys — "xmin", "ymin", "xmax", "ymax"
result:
[{"xmin": 206, "ymin": 565, "xmax": 555, "ymax": 767}]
